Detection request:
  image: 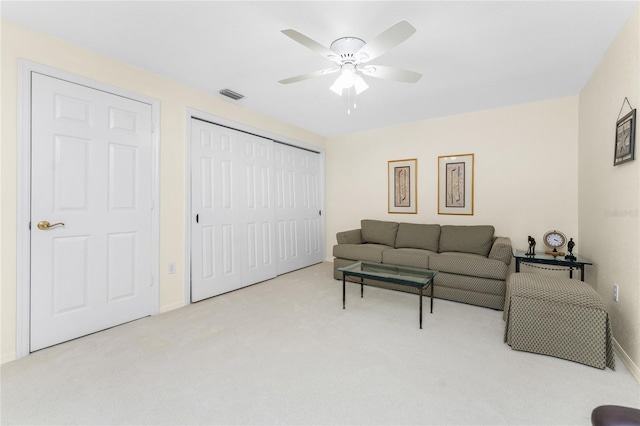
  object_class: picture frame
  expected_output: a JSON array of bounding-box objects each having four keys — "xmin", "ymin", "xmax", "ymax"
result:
[
  {"xmin": 614, "ymin": 109, "xmax": 636, "ymax": 166},
  {"xmin": 388, "ymin": 159, "xmax": 417, "ymax": 214},
  {"xmin": 438, "ymin": 153, "xmax": 474, "ymax": 215}
]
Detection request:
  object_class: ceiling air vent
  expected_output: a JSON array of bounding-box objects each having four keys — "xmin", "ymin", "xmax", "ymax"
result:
[{"xmin": 219, "ymin": 89, "xmax": 244, "ymax": 100}]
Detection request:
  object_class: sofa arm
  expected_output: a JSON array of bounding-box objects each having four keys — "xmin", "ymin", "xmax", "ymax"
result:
[
  {"xmin": 488, "ymin": 236, "xmax": 512, "ymax": 265},
  {"xmin": 336, "ymin": 229, "xmax": 362, "ymax": 245}
]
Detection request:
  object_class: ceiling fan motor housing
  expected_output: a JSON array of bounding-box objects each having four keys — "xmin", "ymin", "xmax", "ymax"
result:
[{"xmin": 330, "ymin": 37, "xmax": 366, "ymax": 63}]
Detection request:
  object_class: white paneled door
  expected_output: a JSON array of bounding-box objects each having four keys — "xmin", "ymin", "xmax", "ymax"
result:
[
  {"xmin": 191, "ymin": 119, "xmax": 244, "ymax": 301},
  {"xmin": 240, "ymin": 133, "xmax": 277, "ymax": 286},
  {"xmin": 190, "ymin": 119, "xmax": 278, "ymax": 302},
  {"xmin": 30, "ymin": 73, "xmax": 154, "ymax": 352},
  {"xmin": 190, "ymin": 119, "xmax": 322, "ymax": 303},
  {"xmin": 274, "ymin": 144, "xmax": 323, "ymax": 275}
]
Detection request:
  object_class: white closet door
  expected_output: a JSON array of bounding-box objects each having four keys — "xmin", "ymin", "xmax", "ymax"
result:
[
  {"xmin": 274, "ymin": 144, "xmax": 323, "ymax": 275},
  {"xmin": 30, "ymin": 73, "xmax": 153, "ymax": 351},
  {"xmin": 240, "ymin": 134, "xmax": 277, "ymax": 285},
  {"xmin": 191, "ymin": 119, "xmax": 243, "ymax": 302},
  {"xmin": 191, "ymin": 119, "xmax": 322, "ymax": 301}
]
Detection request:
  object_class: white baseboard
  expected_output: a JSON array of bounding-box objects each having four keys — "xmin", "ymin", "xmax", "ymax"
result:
[
  {"xmin": 613, "ymin": 338, "xmax": 640, "ymax": 384},
  {"xmin": 159, "ymin": 301, "xmax": 185, "ymax": 314},
  {"xmin": 1, "ymin": 350, "xmax": 17, "ymax": 365}
]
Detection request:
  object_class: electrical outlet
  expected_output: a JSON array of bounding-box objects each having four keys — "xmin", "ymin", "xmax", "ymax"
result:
[
  {"xmin": 168, "ymin": 262, "xmax": 176, "ymax": 274},
  {"xmin": 613, "ymin": 284, "xmax": 619, "ymax": 302}
]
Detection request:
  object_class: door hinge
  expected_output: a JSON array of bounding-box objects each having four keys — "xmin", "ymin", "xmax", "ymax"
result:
[
  {"xmin": 28, "ymin": 221, "xmax": 31, "ymax": 230},
  {"xmin": 319, "ymin": 210, "xmax": 322, "ymax": 216}
]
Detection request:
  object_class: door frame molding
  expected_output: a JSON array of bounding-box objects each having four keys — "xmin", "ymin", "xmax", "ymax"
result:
[
  {"xmin": 16, "ymin": 60, "xmax": 161, "ymax": 358},
  {"xmin": 184, "ymin": 108, "xmax": 326, "ymax": 305}
]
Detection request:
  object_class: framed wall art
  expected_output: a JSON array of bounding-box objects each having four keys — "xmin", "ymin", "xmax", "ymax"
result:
[
  {"xmin": 388, "ymin": 159, "xmax": 417, "ymax": 214},
  {"xmin": 614, "ymin": 108, "xmax": 636, "ymax": 166},
  {"xmin": 438, "ymin": 153, "xmax": 474, "ymax": 215}
]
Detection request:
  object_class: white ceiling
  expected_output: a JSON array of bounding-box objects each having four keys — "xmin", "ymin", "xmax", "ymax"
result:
[{"xmin": 2, "ymin": 1, "xmax": 638, "ymax": 137}]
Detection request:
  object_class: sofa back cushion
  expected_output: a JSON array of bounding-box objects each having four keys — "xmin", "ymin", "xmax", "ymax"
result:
[
  {"xmin": 395, "ymin": 223, "xmax": 441, "ymax": 251},
  {"xmin": 439, "ymin": 225, "xmax": 495, "ymax": 256},
  {"xmin": 361, "ymin": 220, "xmax": 399, "ymax": 247}
]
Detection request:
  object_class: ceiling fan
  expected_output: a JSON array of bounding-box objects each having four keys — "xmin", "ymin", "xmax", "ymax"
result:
[{"xmin": 278, "ymin": 20, "xmax": 422, "ymax": 97}]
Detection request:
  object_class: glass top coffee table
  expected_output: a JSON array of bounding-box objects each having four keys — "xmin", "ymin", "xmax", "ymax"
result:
[{"xmin": 337, "ymin": 261, "xmax": 438, "ymax": 329}]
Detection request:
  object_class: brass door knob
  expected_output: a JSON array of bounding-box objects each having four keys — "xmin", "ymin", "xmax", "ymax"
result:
[{"xmin": 37, "ymin": 221, "xmax": 65, "ymax": 230}]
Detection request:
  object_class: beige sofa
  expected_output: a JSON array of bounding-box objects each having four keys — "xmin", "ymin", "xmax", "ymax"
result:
[{"xmin": 333, "ymin": 220, "xmax": 512, "ymax": 309}]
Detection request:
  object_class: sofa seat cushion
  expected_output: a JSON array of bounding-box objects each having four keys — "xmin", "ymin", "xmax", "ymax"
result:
[
  {"xmin": 332, "ymin": 243, "xmax": 391, "ymax": 263},
  {"xmin": 439, "ymin": 225, "xmax": 495, "ymax": 256},
  {"xmin": 361, "ymin": 220, "xmax": 399, "ymax": 247},
  {"xmin": 395, "ymin": 223, "xmax": 441, "ymax": 251},
  {"xmin": 429, "ymin": 252, "xmax": 508, "ymax": 280},
  {"xmin": 433, "ymin": 281, "xmax": 505, "ymax": 310},
  {"xmin": 382, "ymin": 248, "xmax": 434, "ymax": 269},
  {"xmin": 435, "ymin": 272, "xmax": 505, "ymax": 296}
]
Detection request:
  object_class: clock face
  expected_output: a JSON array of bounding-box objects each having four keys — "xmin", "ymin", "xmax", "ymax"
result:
[{"xmin": 544, "ymin": 231, "xmax": 567, "ymax": 249}]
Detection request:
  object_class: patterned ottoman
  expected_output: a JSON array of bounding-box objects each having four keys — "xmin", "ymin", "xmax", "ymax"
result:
[{"xmin": 503, "ymin": 273, "xmax": 615, "ymax": 370}]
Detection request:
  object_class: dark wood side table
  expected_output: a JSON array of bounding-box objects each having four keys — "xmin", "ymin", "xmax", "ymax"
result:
[{"xmin": 513, "ymin": 249, "xmax": 593, "ymax": 281}]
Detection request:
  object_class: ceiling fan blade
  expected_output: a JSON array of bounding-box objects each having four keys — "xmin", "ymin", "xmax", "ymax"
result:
[
  {"xmin": 281, "ymin": 29, "xmax": 337, "ymax": 61},
  {"xmin": 360, "ymin": 65, "xmax": 422, "ymax": 83},
  {"xmin": 356, "ymin": 20, "xmax": 416, "ymax": 63},
  {"xmin": 278, "ymin": 68, "xmax": 339, "ymax": 85}
]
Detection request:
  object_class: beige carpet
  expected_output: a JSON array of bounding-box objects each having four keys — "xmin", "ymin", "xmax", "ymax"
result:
[{"xmin": 2, "ymin": 262, "xmax": 639, "ymax": 425}]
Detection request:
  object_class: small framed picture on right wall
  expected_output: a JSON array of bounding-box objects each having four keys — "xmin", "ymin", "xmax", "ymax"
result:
[
  {"xmin": 614, "ymin": 108, "xmax": 636, "ymax": 166},
  {"xmin": 438, "ymin": 153, "xmax": 474, "ymax": 215}
]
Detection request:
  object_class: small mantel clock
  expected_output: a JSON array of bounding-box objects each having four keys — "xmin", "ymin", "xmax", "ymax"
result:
[{"xmin": 543, "ymin": 230, "xmax": 567, "ymax": 256}]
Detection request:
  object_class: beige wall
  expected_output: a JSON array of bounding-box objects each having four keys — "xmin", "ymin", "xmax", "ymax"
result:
[
  {"xmin": 325, "ymin": 96, "xmax": 580, "ymax": 261},
  {"xmin": 578, "ymin": 6, "xmax": 640, "ymax": 378},
  {"xmin": 0, "ymin": 20, "xmax": 325, "ymax": 363}
]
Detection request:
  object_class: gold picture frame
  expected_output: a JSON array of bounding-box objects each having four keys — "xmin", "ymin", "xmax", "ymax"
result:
[
  {"xmin": 388, "ymin": 159, "xmax": 417, "ymax": 214},
  {"xmin": 438, "ymin": 153, "xmax": 474, "ymax": 215}
]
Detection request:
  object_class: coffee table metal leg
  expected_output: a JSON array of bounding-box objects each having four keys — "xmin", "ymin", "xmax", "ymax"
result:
[
  {"xmin": 420, "ymin": 287, "xmax": 423, "ymax": 329},
  {"xmin": 430, "ymin": 283, "xmax": 434, "ymax": 313},
  {"xmin": 360, "ymin": 277, "xmax": 364, "ymax": 298},
  {"xmin": 342, "ymin": 273, "xmax": 346, "ymax": 309}
]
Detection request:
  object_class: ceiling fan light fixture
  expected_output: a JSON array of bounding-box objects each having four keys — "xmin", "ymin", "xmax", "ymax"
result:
[
  {"xmin": 329, "ymin": 65, "xmax": 368, "ymax": 96},
  {"xmin": 339, "ymin": 67, "xmax": 356, "ymax": 89},
  {"xmin": 329, "ymin": 79, "xmax": 344, "ymax": 96},
  {"xmin": 354, "ymin": 75, "xmax": 369, "ymax": 94}
]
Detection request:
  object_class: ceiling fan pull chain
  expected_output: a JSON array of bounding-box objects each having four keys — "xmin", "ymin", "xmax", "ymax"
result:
[{"xmin": 353, "ymin": 87, "xmax": 358, "ymax": 110}]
